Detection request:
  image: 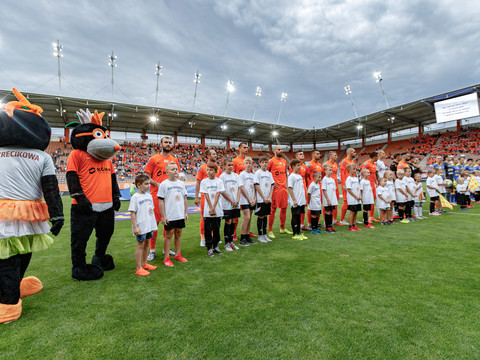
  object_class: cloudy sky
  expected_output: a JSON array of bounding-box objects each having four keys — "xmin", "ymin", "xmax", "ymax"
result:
[{"xmin": 1, "ymin": 0, "xmax": 479, "ymax": 130}]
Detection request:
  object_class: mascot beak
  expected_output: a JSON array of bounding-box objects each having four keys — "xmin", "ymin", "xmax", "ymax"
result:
[{"xmin": 114, "ymin": 145, "xmax": 121, "ymax": 151}]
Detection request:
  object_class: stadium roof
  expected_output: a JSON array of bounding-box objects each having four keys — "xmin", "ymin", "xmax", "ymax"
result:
[{"xmin": 1, "ymin": 84, "xmax": 479, "ymax": 146}]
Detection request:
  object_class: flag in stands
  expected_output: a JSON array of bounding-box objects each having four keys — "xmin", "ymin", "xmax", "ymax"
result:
[
  {"xmin": 439, "ymin": 194, "xmax": 453, "ymax": 209},
  {"xmin": 467, "ymin": 175, "xmax": 480, "ymax": 192}
]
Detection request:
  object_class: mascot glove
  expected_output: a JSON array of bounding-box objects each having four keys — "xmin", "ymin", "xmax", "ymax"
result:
[
  {"xmin": 76, "ymin": 195, "xmax": 93, "ymax": 214},
  {"xmin": 113, "ymin": 197, "xmax": 121, "ymax": 211},
  {"xmin": 50, "ymin": 218, "xmax": 64, "ymax": 236}
]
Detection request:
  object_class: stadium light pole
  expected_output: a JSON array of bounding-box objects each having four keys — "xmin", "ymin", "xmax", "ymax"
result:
[
  {"xmin": 154, "ymin": 61, "xmax": 162, "ymax": 106},
  {"xmin": 192, "ymin": 70, "xmax": 201, "ymax": 111},
  {"xmin": 108, "ymin": 51, "xmax": 117, "ymax": 100},
  {"xmin": 224, "ymin": 80, "xmax": 234, "ymax": 117},
  {"xmin": 276, "ymin": 92, "xmax": 287, "ymax": 124},
  {"xmin": 52, "ymin": 40, "xmax": 63, "ymax": 92},
  {"xmin": 373, "ymin": 71, "xmax": 390, "ymax": 108},
  {"xmin": 344, "ymin": 85, "xmax": 359, "ymax": 118},
  {"xmin": 252, "ymin": 86, "xmax": 262, "ymax": 120}
]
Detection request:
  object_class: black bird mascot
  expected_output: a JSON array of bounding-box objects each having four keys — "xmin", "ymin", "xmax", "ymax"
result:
[
  {"xmin": 0, "ymin": 88, "xmax": 63, "ymax": 323},
  {"xmin": 66, "ymin": 109, "xmax": 121, "ymax": 281}
]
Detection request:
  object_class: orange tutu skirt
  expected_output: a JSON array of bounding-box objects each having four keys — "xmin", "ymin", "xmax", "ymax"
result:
[{"xmin": 0, "ymin": 199, "xmax": 50, "ymax": 222}]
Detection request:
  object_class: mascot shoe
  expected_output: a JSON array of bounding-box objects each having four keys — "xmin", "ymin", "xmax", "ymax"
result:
[
  {"xmin": 19, "ymin": 276, "xmax": 43, "ymax": 298},
  {"xmin": 0, "ymin": 300, "xmax": 22, "ymax": 324}
]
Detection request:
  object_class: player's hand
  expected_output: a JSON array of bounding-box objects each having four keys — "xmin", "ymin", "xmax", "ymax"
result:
[
  {"xmin": 184, "ymin": 213, "xmax": 189, "ymax": 221},
  {"xmin": 161, "ymin": 218, "xmax": 169, "ymax": 226},
  {"xmin": 265, "ymin": 197, "xmax": 271, "ymax": 204},
  {"xmin": 232, "ymin": 201, "xmax": 238, "ymax": 208},
  {"xmin": 250, "ymin": 200, "xmax": 256, "ymax": 207},
  {"xmin": 194, "ymin": 197, "xmax": 200, "ymax": 206},
  {"xmin": 209, "ymin": 209, "xmax": 216, "ymax": 216},
  {"xmin": 133, "ymin": 227, "xmax": 141, "ymax": 236},
  {"xmin": 293, "ymin": 201, "xmax": 298, "ymax": 207},
  {"xmin": 274, "ymin": 184, "xmax": 278, "ymax": 189},
  {"xmin": 327, "ymin": 201, "xmax": 331, "ymax": 206}
]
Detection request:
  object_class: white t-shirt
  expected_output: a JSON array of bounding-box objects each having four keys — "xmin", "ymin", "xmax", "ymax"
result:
[
  {"xmin": 376, "ymin": 159, "xmax": 387, "ymax": 179},
  {"xmin": 412, "ymin": 182, "xmax": 424, "ymax": 202},
  {"xmin": 386, "ymin": 180, "xmax": 396, "ymax": 202},
  {"xmin": 219, "ymin": 172, "xmax": 240, "ymax": 211},
  {"xmin": 128, "ymin": 192, "xmax": 158, "ymax": 235},
  {"xmin": 288, "ymin": 173, "xmax": 306, "ymax": 206},
  {"xmin": 345, "ymin": 176, "xmax": 361, "ymax": 205},
  {"xmin": 456, "ymin": 182, "xmax": 468, "ymax": 194},
  {"xmin": 426, "ymin": 176, "xmax": 439, "ymax": 197},
  {"xmin": 475, "ymin": 176, "xmax": 480, "ymax": 192},
  {"xmin": 239, "ymin": 171, "xmax": 255, "ymax": 206},
  {"xmin": 157, "ymin": 179, "xmax": 187, "ymax": 222},
  {"xmin": 200, "ymin": 177, "xmax": 225, "ymax": 217},
  {"xmin": 322, "ymin": 176, "xmax": 338, "ymax": 206},
  {"xmin": 376, "ymin": 185, "xmax": 391, "ymax": 209},
  {"xmin": 395, "ymin": 178, "xmax": 407, "ymax": 203},
  {"xmin": 0, "ymin": 147, "xmax": 56, "ymax": 200},
  {"xmin": 307, "ymin": 182, "xmax": 322, "ymax": 211},
  {"xmin": 254, "ymin": 169, "xmax": 274, "ymax": 203},
  {"xmin": 360, "ymin": 178, "xmax": 374, "ymax": 205},
  {"xmin": 435, "ymin": 174, "xmax": 446, "ymax": 194},
  {"xmin": 404, "ymin": 176, "xmax": 415, "ymax": 201}
]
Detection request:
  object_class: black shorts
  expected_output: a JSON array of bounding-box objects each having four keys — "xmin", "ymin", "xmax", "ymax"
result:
[
  {"xmin": 408, "ymin": 200, "xmax": 415, "ymax": 207},
  {"xmin": 348, "ymin": 204, "xmax": 361, "ymax": 212},
  {"xmin": 291, "ymin": 205, "xmax": 305, "ymax": 216},
  {"xmin": 396, "ymin": 202, "xmax": 406, "ymax": 207},
  {"xmin": 324, "ymin": 205, "xmax": 336, "ymax": 212},
  {"xmin": 223, "ymin": 208, "xmax": 241, "ymax": 220},
  {"xmin": 255, "ymin": 202, "xmax": 271, "ymax": 216},
  {"xmin": 363, "ymin": 204, "xmax": 372, "ymax": 211},
  {"xmin": 241, "ymin": 204, "xmax": 255, "ymax": 211},
  {"xmin": 164, "ymin": 219, "xmax": 185, "ymax": 231},
  {"xmin": 430, "ymin": 196, "xmax": 439, "ymax": 201},
  {"xmin": 310, "ymin": 209, "xmax": 322, "ymax": 216}
]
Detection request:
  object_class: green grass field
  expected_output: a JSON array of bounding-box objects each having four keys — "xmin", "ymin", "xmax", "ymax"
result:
[{"xmin": 1, "ymin": 196, "xmax": 480, "ymax": 359}]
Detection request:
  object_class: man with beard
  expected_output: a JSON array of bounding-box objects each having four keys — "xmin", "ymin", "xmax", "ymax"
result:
[
  {"xmin": 289, "ymin": 151, "xmax": 308, "ymax": 229},
  {"xmin": 339, "ymin": 148, "xmax": 356, "ymax": 225},
  {"xmin": 324, "ymin": 151, "xmax": 342, "ymax": 226},
  {"xmin": 305, "ymin": 149, "xmax": 325, "ymax": 229},
  {"xmin": 144, "ymin": 137, "xmax": 181, "ymax": 261}
]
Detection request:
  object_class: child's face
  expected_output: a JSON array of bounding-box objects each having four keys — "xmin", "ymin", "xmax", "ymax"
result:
[
  {"xmin": 386, "ymin": 172, "xmax": 393, "ymax": 181},
  {"xmin": 362, "ymin": 170, "xmax": 370, "ymax": 178},
  {"xmin": 293, "ymin": 163, "xmax": 301, "ymax": 173},
  {"xmin": 260, "ymin": 160, "xmax": 268, "ymax": 170},
  {"xmin": 428, "ymin": 172, "xmax": 434, "ymax": 177},
  {"xmin": 397, "ymin": 172, "xmax": 404, "ymax": 179},
  {"xmin": 166, "ymin": 164, "xmax": 178, "ymax": 178},
  {"xmin": 137, "ymin": 179, "xmax": 150, "ymax": 192},
  {"xmin": 457, "ymin": 177, "xmax": 465, "ymax": 184},
  {"xmin": 244, "ymin": 160, "xmax": 252, "ymax": 170},
  {"xmin": 379, "ymin": 179, "xmax": 387, "ymax": 187},
  {"xmin": 314, "ymin": 173, "xmax": 321, "ymax": 183},
  {"xmin": 414, "ymin": 173, "xmax": 421, "ymax": 182},
  {"xmin": 207, "ymin": 167, "xmax": 216, "ymax": 178},
  {"xmin": 325, "ymin": 167, "xmax": 333, "ymax": 176},
  {"xmin": 405, "ymin": 169, "xmax": 411, "ymax": 177},
  {"xmin": 224, "ymin": 162, "xmax": 233, "ymax": 173}
]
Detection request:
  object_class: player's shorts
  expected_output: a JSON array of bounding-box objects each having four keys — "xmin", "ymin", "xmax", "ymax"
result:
[
  {"xmin": 396, "ymin": 202, "xmax": 406, "ymax": 207},
  {"xmin": 223, "ymin": 209, "xmax": 241, "ymax": 220},
  {"xmin": 136, "ymin": 231, "xmax": 153, "ymax": 242},
  {"xmin": 414, "ymin": 201, "xmax": 424, "ymax": 206},
  {"xmin": 430, "ymin": 196, "xmax": 439, "ymax": 201},
  {"xmin": 363, "ymin": 204, "xmax": 372, "ymax": 211},
  {"xmin": 255, "ymin": 202, "xmax": 271, "ymax": 216},
  {"xmin": 291, "ymin": 205, "xmax": 305, "ymax": 216},
  {"xmin": 241, "ymin": 204, "xmax": 255, "ymax": 211},
  {"xmin": 324, "ymin": 205, "xmax": 336, "ymax": 212},
  {"xmin": 348, "ymin": 204, "xmax": 362, "ymax": 212},
  {"xmin": 310, "ymin": 209, "xmax": 322, "ymax": 215},
  {"xmin": 164, "ymin": 219, "xmax": 185, "ymax": 231},
  {"xmin": 271, "ymin": 187, "xmax": 288, "ymax": 208},
  {"xmin": 379, "ymin": 206, "xmax": 391, "ymax": 211}
]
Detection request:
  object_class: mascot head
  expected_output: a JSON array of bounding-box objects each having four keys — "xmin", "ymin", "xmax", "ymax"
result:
[
  {"xmin": 67, "ymin": 109, "xmax": 121, "ymax": 160},
  {"xmin": 0, "ymin": 88, "xmax": 51, "ymax": 151}
]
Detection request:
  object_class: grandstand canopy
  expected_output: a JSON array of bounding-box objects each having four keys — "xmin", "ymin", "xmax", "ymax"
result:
[{"xmin": 1, "ymin": 84, "xmax": 478, "ymax": 146}]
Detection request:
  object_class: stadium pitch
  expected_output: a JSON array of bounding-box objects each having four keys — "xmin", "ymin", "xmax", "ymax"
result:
[{"xmin": 2, "ymin": 196, "xmax": 479, "ymax": 359}]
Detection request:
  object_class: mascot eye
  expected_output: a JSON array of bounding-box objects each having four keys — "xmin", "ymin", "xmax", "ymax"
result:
[
  {"xmin": 105, "ymin": 131, "xmax": 111, "ymax": 139},
  {"xmin": 93, "ymin": 129, "xmax": 105, "ymax": 139}
]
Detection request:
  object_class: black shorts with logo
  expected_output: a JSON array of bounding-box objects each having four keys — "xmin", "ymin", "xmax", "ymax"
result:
[
  {"xmin": 164, "ymin": 219, "xmax": 185, "ymax": 231},
  {"xmin": 255, "ymin": 202, "xmax": 271, "ymax": 216}
]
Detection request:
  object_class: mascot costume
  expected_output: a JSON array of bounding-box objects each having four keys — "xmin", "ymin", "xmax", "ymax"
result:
[
  {"xmin": 66, "ymin": 109, "xmax": 121, "ymax": 281},
  {"xmin": 0, "ymin": 88, "xmax": 64, "ymax": 324}
]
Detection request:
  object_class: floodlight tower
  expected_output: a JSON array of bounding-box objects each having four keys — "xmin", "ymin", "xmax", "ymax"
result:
[
  {"xmin": 276, "ymin": 92, "xmax": 287, "ymax": 124},
  {"xmin": 154, "ymin": 61, "xmax": 162, "ymax": 106},
  {"xmin": 224, "ymin": 80, "xmax": 235, "ymax": 116},
  {"xmin": 373, "ymin": 71, "xmax": 390, "ymax": 108},
  {"xmin": 344, "ymin": 85, "xmax": 359, "ymax": 118},
  {"xmin": 192, "ymin": 70, "xmax": 201, "ymax": 110},
  {"xmin": 108, "ymin": 51, "xmax": 118, "ymax": 100},
  {"xmin": 52, "ymin": 40, "xmax": 63, "ymax": 92},
  {"xmin": 252, "ymin": 86, "xmax": 262, "ymax": 120}
]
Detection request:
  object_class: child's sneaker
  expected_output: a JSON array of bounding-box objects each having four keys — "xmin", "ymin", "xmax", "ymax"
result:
[
  {"xmin": 231, "ymin": 243, "xmax": 240, "ymax": 250},
  {"xmin": 326, "ymin": 227, "xmax": 337, "ymax": 233},
  {"xmin": 213, "ymin": 247, "xmax": 223, "ymax": 254},
  {"xmin": 224, "ymin": 242, "xmax": 233, "ymax": 251},
  {"xmin": 143, "ymin": 264, "xmax": 157, "ymax": 270},
  {"xmin": 249, "ymin": 232, "xmax": 258, "ymax": 238},
  {"xmin": 429, "ymin": 212, "xmax": 440, "ymax": 216},
  {"xmin": 264, "ymin": 235, "xmax": 273, "ymax": 242},
  {"xmin": 349, "ymin": 227, "xmax": 357, "ymax": 232},
  {"xmin": 280, "ymin": 228, "xmax": 293, "ymax": 235},
  {"xmin": 267, "ymin": 231, "xmax": 276, "ymax": 239},
  {"xmin": 135, "ymin": 268, "xmax": 150, "ymax": 276},
  {"xmin": 246, "ymin": 238, "xmax": 257, "ymax": 244},
  {"xmin": 239, "ymin": 239, "xmax": 249, "ymax": 246},
  {"xmin": 354, "ymin": 226, "xmax": 362, "ymax": 231},
  {"xmin": 147, "ymin": 250, "xmax": 156, "ymax": 261},
  {"xmin": 292, "ymin": 234, "xmax": 303, "ymax": 240},
  {"xmin": 299, "ymin": 233, "xmax": 308, "ymax": 240},
  {"xmin": 163, "ymin": 258, "xmax": 174, "ymax": 267},
  {"xmin": 200, "ymin": 239, "xmax": 206, "ymax": 247},
  {"xmin": 334, "ymin": 221, "xmax": 345, "ymax": 226},
  {"xmin": 174, "ymin": 253, "xmax": 188, "ymax": 262},
  {"xmin": 257, "ymin": 235, "xmax": 268, "ymax": 243},
  {"xmin": 400, "ymin": 219, "xmax": 410, "ymax": 223},
  {"xmin": 207, "ymin": 249, "xmax": 214, "ymax": 256}
]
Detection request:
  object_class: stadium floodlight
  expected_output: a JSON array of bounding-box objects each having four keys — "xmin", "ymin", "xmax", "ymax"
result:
[
  {"xmin": 52, "ymin": 40, "xmax": 63, "ymax": 92},
  {"xmin": 252, "ymin": 86, "xmax": 262, "ymax": 120},
  {"xmin": 108, "ymin": 51, "xmax": 118, "ymax": 100},
  {"xmin": 109, "ymin": 112, "xmax": 117, "ymax": 118},
  {"xmin": 154, "ymin": 61, "xmax": 162, "ymax": 106},
  {"xmin": 272, "ymin": 130, "xmax": 278, "ymax": 137},
  {"xmin": 221, "ymin": 124, "xmax": 228, "ymax": 131},
  {"xmin": 192, "ymin": 70, "xmax": 201, "ymax": 111},
  {"xmin": 248, "ymin": 127, "xmax": 255, "ymax": 134},
  {"xmin": 345, "ymin": 85, "xmax": 359, "ymax": 118},
  {"xmin": 357, "ymin": 124, "xmax": 363, "ymax": 129},
  {"xmin": 276, "ymin": 92, "xmax": 287, "ymax": 124},
  {"xmin": 150, "ymin": 115, "xmax": 157, "ymax": 123},
  {"xmin": 224, "ymin": 80, "xmax": 235, "ymax": 116},
  {"xmin": 373, "ymin": 71, "xmax": 390, "ymax": 108}
]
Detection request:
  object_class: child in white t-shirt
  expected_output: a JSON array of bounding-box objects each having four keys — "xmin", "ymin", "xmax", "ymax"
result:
[
  {"xmin": 288, "ymin": 159, "xmax": 307, "ymax": 240},
  {"xmin": 385, "ymin": 170, "xmax": 396, "ymax": 224},
  {"xmin": 395, "ymin": 169, "xmax": 409, "ymax": 223},
  {"xmin": 412, "ymin": 172, "xmax": 426, "ymax": 219},
  {"xmin": 158, "ymin": 162, "xmax": 189, "ymax": 267},
  {"xmin": 426, "ymin": 169, "xmax": 441, "ymax": 216},
  {"xmin": 307, "ymin": 171, "xmax": 323, "ymax": 235},
  {"xmin": 321, "ymin": 165, "xmax": 338, "ymax": 233},
  {"xmin": 360, "ymin": 168, "xmax": 375, "ymax": 229},
  {"xmin": 254, "ymin": 156, "xmax": 275, "ymax": 243},
  {"xmin": 403, "ymin": 167, "xmax": 417, "ymax": 221},
  {"xmin": 219, "ymin": 158, "xmax": 241, "ymax": 251},
  {"xmin": 456, "ymin": 177, "xmax": 468, "ymax": 211},
  {"xmin": 129, "ymin": 174, "xmax": 158, "ymax": 276},
  {"xmin": 238, "ymin": 157, "xmax": 256, "ymax": 246},
  {"xmin": 474, "ymin": 170, "xmax": 480, "ymax": 203},
  {"xmin": 345, "ymin": 164, "xmax": 362, "ymax": 231},
  {"xmin": 200, "ymin": 162, "xmax": 226, "ymax": 256},
  {"xmin": 434, "ymin": 167, "xmax": 447, "ymax": 214},
  {"xmin": 376, "ymin": 178, "xmax": 390, "ymax": 225}
]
